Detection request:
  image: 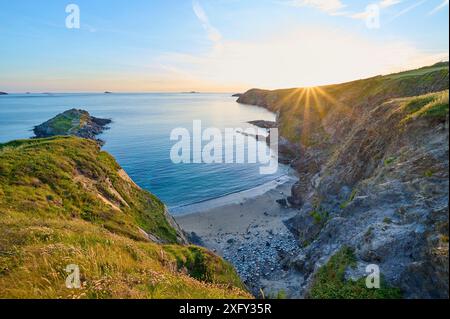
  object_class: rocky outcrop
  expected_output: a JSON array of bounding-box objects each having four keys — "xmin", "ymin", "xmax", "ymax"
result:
[
  {"xmin": 248, "ymin": 120, "xmax": 278, "ymax": 129},
  {"xmin": 237, "ymin": 62, "xmax": 449, "ymax": 298},
  {"xmin": 33, "ymin": 109, "xmax": 112, "ymax": 145}
]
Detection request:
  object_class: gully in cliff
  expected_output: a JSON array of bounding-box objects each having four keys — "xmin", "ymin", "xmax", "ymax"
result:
[{"xmin": 33, "ymin": 108, "xmax": 112, "ymax": 145}]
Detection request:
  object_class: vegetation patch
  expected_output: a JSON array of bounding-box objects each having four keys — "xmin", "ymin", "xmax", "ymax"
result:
[
  {"xmin": 310, "ymin": 208, "xmax": 329, "ymax": 225},
  {"xmin": 401, "ymin": 90, "xmax": 449, "ymax": 123},
  {"xmin": 340, "ymin": 189, "xmax": 358, "ymax": 209},
  {"xmin": 308, "ymin": 247, "xmax": 402, "ymax": 299},
  {"xmin": 384, "ymin": 157, "xmax": 396, "ymax": 166},
  {"xmin": 163, "ymin": 245, "xmax": 246, "ymax": 290}
]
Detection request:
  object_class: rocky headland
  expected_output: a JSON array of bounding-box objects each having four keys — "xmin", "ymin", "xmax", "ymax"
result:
[
  {"xmin": 0, "ymin": 136, "xmax": 250, "ymax": 299},
  {"xmin": 234, "ymin": 62, "xmax": 449, "ymax": 298},
  {"xmin": 33, "ymin": 109, "xmax": 112, "ymax": 145}
]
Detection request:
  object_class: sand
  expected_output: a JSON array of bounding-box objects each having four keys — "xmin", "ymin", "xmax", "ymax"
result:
[{"xmin": 175, "ymin": 169, "xmax": 304, "ymax": 298}]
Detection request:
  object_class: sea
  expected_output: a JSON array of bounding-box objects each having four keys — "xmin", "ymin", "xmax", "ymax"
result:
[{"xmin": 0, "ymin": 93, "xmax": 288, "ymax": 214}]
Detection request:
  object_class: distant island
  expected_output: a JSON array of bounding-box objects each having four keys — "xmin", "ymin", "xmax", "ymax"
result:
[
  {"xmin": 0, "ymin": 92, "xmax": 7, "ymax": 95},
  {"xmin": 232, "ymin": 93, "xmax": 242, "ymax": 97},
  {"xmin": 104, "ymin": 91, "xmax": 113, "ymax": 94},
  {"xmin": 33, "ymin": 108, "xmax": 112, "ymax": 145}
]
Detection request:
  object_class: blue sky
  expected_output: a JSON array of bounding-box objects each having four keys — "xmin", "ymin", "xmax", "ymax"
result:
[{"xmin": 0, "ymin": 0, "xmax": 448, "ymax": 92}]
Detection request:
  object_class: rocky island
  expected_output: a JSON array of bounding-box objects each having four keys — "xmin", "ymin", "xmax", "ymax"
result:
[
  {"xmin": 0, "ymin": 92, "xmax": 7, "ymax": 95},
  {"xmin": 33, "ymin": 109, "xmax": 112, "ymax": 145}
]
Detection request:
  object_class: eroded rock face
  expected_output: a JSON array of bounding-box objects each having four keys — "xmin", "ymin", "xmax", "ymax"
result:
[
  {"xmin": 33, "ymin": 108, "xmax": 112, "ymax": 144},
  {"xmin": 237, "ymin": 63, "xmax": 449, "ymax": 298},
  {"xmin": 297, "ymin": 115, "xmax": 448, "ymax": 298}
]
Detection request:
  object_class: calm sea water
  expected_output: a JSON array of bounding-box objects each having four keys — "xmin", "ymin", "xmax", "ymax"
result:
[{"xmin": 0, "ymin": 93, "xmax": 286, "ymax": 212}]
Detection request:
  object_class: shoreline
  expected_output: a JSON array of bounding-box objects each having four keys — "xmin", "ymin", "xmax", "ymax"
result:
[
  {"xmin": 169, "ymin": 170, "xmax": 296, "ymax": 216},
  {"xmin": 175, "ymin": 167, "xmax": 304, "ymax": 298}
]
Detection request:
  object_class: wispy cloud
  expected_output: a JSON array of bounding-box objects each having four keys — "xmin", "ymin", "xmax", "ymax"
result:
[
  {"xmin": 283, "ymin": 0, "xmax": 347, "ymax": 15},
  {"xmin": 390, "ymin": 0, "xmax": 428, "ymax": 20},
  {"xmin": 284, "ymin": 0, "xmax": 445, "ymax": 23},
  {"xmin": 350, "ymin": 0, "xmax": 402, "ymax": 20},
  {"xmin": 192, "ymin": 0, "xmax": 222, "ymax": 45},
  {"xmin": 428, "ymin": 0, "xmax": 449, "ymax": 15},
  {"xmin": 157, "ymin": 25, "xmax": 448, "ymax": 90},
  {"xmin": 379, "ymin": 0, "xmax": 402, "ymax": 8}
]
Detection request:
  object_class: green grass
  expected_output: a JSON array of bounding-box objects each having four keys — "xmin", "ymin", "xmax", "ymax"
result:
[
  {"xmin": 163, "ymin": 245, "xmax": 246, "ymax": 290},
  {"xmin": 308, "ymin": 247, "xmax": 402, "ymax": 299},
  {"xmin": 0, "ymin": 137, "xmax": 250, "ymax": 299},
  {"xmin": 242, "ymin": 63, "xmax": 448, "ymax": 147},
  {"xmin": 34, "ymin": 109, "xmax": 92, "ymax": 136},
  {"xmin": 340, "ymin": 189, "xmax": 358, "ymax": 209},
  {"xmin": 424, "ymin": 169, "xmax": 434, "ymax": 178},
  {"xmin": 49, "ymin": 116, "xmax": 75, "ymax": 135},
  {"xmin": 386, "ymin": 64, "xmax": 448, "ymax": 80},
  {"xmin": 384, "ymin": 157, "xmax": 396, "ymax": 166},
  {"xmin": 310, "ymin": 208, "xmax": 329, "ymax": 225},
  {"xmin": 0, "ymin": 136, "xmax": 177, "ymax": 242},
  {"xmin": 401, "ymin": 91, "xmax": 449, "ymax": 123}
]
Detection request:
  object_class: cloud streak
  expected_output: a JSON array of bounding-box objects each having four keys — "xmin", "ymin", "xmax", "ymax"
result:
[
  {"xmin": 283, "ymin": 0, "xmax": 347, "ymax": 15},
  {"xmin": 390, "ymin": 0, "xmax": 428, "ymax": 20},
  {"xmin": 157, "ymin": 25, "xmax": 448, "ymax": 90},
  {"xmin": 428, "ymin": 0, "xmax": 449, "ymax": 15},
  {"xmin": 192, "ymin": 0, "xmax": 222, "ymax": 45},
  {"xmin": 349, "ymin": 0, "xmax": 402, "ymax": 20}
]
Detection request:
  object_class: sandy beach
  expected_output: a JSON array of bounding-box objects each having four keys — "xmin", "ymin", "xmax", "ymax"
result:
[{"xmin": 175, "ymin": 169, "xmax": 304, "ymax": 298}]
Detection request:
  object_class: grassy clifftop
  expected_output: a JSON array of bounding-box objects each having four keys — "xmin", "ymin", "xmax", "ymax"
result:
[
  {"xmin": 0, "ymin": 137, "xmax": 250, "ymax": 299},
  {"xmin": 238, "ymin": 62, "xmax": 449, "ymax": 145}
]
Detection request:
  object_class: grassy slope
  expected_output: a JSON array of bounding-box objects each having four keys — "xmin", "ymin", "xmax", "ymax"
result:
[
  {"xmin": 0, "ymin": 137, "xmax": 250, "ymax": 299},
  {"xmin": 239, "ymin": 62, "xmax": 449, "ymax": 145}
]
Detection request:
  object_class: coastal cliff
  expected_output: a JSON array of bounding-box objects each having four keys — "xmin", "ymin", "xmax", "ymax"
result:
[
  {"xmin": 0, "ymin": 136, "xmax": 250, "ymax": 298},
  {"xmin": 237, "ymin": 62, "xmax": 449, "ymax": 298}
]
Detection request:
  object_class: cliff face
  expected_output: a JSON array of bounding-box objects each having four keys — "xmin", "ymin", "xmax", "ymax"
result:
[
  {"xmin": 238, "ymin": 63, "xmax": 449, "ymax": 298},
  {"xmin": 0, "ymin": 137, "xmax": 250, "ymax": 298}
]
